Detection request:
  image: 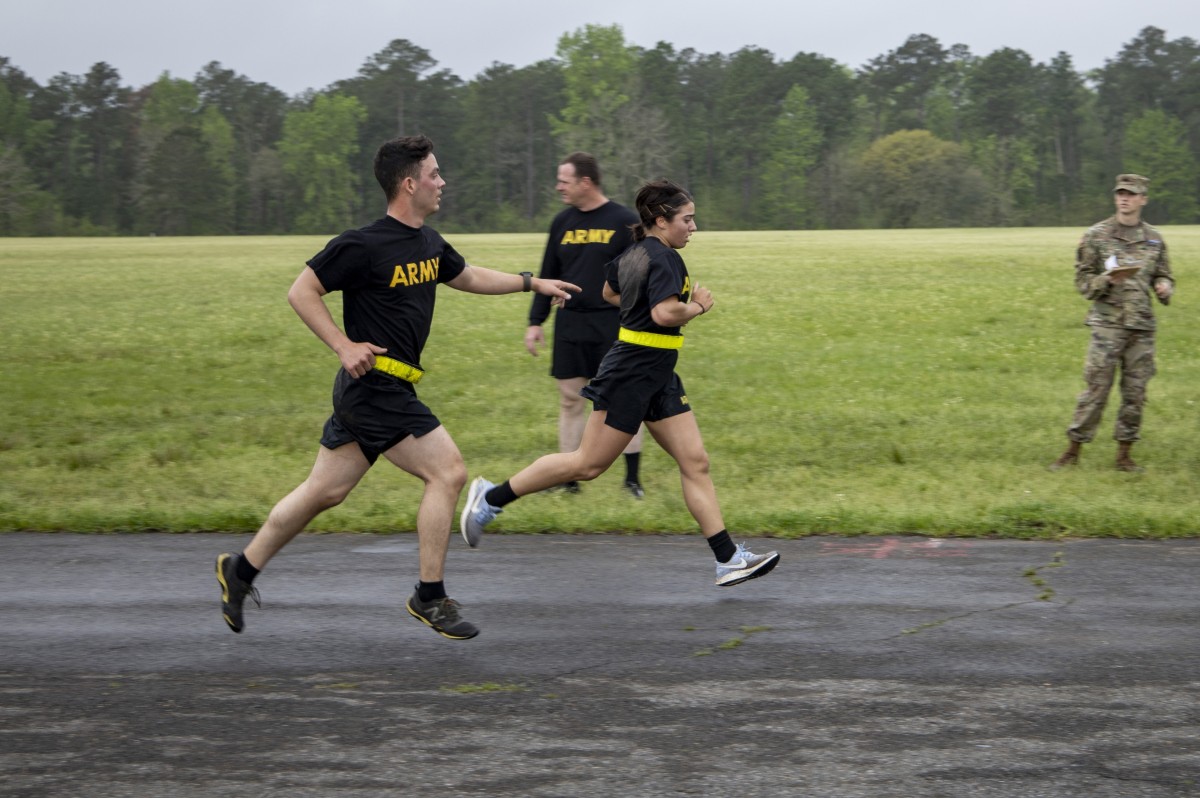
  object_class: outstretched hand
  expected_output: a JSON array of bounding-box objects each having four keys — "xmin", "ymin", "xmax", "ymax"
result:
[{"xmin": 535, "ymin": 278, "xmax": 581, "ymax": 307}]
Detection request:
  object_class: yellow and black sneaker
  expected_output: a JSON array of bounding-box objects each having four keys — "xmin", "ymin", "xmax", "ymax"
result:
[
  {"xmin": 406, "ymin": 591, "xmax": 479, "ymax": 640},
  {"xmin": 215, "ymin": 552, "xmax": 260, "ymax": 634}
]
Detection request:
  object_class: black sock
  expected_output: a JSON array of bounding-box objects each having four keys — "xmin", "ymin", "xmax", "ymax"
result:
[
  {"xmin": 417, "ymin": 581, "xmax": 446, "ymax": 603},
  {"xmin": 624, "ymin": 452, "xmax": 641, "ymax": 484},
  {"xmin": 707, "ymin": 530, "xmax": 737, "ymax": 563},
  {"xmin": 485, "ymin": 480, "xmax": 519, "ymax": 508},
  {"xmin": 235, "ymin": 552, "xmax": 260, "ymax": 584}
]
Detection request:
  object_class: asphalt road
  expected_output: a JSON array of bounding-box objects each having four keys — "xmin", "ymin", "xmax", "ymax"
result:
[{"xmin": 1, "ymin": 531, "xmax": 1197, "ymax": 797}]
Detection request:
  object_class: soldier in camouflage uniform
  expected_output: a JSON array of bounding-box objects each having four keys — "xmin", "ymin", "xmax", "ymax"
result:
[{"xmin": 1050, "ymin": 174, "xmax": 1175, "ymax": 472}]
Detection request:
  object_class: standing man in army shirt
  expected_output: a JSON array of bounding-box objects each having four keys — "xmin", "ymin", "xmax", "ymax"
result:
[
  {"xmin": 1050, "ymin": 174, "xmax": 1174, "ymax": 472},
  {"xmin": 524, "ymin": 153, "xmax": 648, "ymax": 498}
]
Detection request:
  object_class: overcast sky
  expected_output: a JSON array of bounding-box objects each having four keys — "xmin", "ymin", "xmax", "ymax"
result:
[{"xmin": 1, "ymin": 0, "xmax": 1196, "ymax": 95}]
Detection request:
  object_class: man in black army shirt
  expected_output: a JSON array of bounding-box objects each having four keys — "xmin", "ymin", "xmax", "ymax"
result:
[{"xmin": 215, "ymin": 136, "xmax": 579, "ymax": 640}]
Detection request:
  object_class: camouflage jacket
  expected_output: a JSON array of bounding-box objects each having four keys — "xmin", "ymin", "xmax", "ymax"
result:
[{"xmin": 1075, "ymin": 216, "xmax": 1173, "ymax": 331}]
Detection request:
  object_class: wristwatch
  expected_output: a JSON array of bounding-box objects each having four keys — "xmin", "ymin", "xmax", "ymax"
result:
[{"xmin": 520, "ymin": 271, "xmax": 533, "ymax": 291}]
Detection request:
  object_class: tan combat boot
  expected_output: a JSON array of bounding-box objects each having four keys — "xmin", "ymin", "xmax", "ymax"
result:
[
  {"xmin": 1049, "ymin": 440, "xmax": 1082, "ymax": 471},
  {"xmin": 1116, "ymin": 441, "xmax": 1143, "ymax": 472}
]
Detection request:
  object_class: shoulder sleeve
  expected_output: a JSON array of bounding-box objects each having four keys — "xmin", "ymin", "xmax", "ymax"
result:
[
  {"xmin": 608, "ymin": 204, "xmax": 639, "ymax": 250},
  {"xmin": 530, "ymin": 213, "xmax": 566, "ymax": 325},
  {"xmin": 1147, "ymin": 228, "xmax": 1173, "ymax": 286},
  {"xmin": 604, "ymin": 254, "xmax": 621, "ymax": 295},
  {"xmin": 307, "ymin": 230, "xmax": 369, "ymax": 292},
  {"xmin": 429, "ymin": 231, "xmax": 467, "ymax": 283},
  {"xmin": 538, "ymin": 210, "xmax": 568, "ymax": 280},
  {"xmin": 610, "ymin": 211, "xmax": 638, "ymax": 252},
  {"xmin": 646, "ymin": 247, "xmax": 686, "ymax": 307},
  {"xmin": 1074, "ymin": 225, "xmax": 1109, "ymax": 300}
]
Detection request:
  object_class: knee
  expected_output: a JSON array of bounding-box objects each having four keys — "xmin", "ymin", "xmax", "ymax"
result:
[
  {"xmin": 559, "ymin": 392, "xmax": 586, "ymax": 414},
  {"xmin": 313, "ymin": 484, "xmax": 353, "ymax": 511},
  {"xmin": 576, "ymin": 462, "xmax": 608, "ymax": 482},
  {"xmin": 1120, "ymin": 382, "xmax": 1147, "ymax": 404},
  {"xmin": 1083, "ymin": 366, "xmax": 1115, "ymax": 387},
  {"xmin": 419, "ymin": 454, "xmax": 467, "ymax": 494},
  {"xmin": 1125, "ymin": 364, "xmax": 1156, "ymax": 385},
  {"xmin": 444, "ymin": 458, "xmax": 468, "ymax": 494},
  {"xmin": 679, "ymin": 449, "xmax": 712, "ymax": 478}
]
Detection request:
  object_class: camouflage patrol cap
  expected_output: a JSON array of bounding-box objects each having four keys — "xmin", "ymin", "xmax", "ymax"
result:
[{"xmin": 1113, "ymin": 174, "xmax": 1150, "ymax": 194}]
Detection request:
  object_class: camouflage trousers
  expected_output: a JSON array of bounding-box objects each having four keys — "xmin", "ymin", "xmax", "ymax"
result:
[{"xmin": 1066, "ymin": 326, "xmax": 1156, "ymax": 443}]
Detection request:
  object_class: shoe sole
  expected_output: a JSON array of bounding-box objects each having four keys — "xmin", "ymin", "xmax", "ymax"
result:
[
  {"xmin": 716, "ymin": 552, "xmax": 781, "ymax": 587},
  {"xmin": 405, "ymin": 598, "xmax": 480, "ymax": 640},
  {"xmin": 460, "ymin": 478, "xmax": 487, "ymax": 547},
  {"xmin": 215, "ymin": 553, "xmax": 244, "ymax": 634}
]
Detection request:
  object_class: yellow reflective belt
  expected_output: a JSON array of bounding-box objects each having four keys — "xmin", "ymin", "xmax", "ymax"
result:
[
  {"xmin": 618, "ymin": 327, "xmax": 684, "ymax": 350},
  {"xmin": 373, "ymin": 356, "xmax": 425, "ymax": 383}
]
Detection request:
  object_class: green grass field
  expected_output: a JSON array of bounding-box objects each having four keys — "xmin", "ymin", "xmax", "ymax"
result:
[{"xmin": 1, "ymin": 228, "xmax": 1197, "ymax": 538}]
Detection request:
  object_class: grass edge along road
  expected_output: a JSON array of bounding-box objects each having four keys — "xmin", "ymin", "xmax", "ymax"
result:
[{"xmin": 0, "ymin": 227, "xmax": 1197, "ymax": 538}]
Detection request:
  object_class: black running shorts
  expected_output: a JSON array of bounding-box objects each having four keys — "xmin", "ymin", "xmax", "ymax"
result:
[
  {"xmin": 551, "ymin": 309, "xmax": 620, "ymax": 380},
  {"xmin": 580, "ymin": 343, "xmax": 691, "ymax": 434},
  {"xmin": 320, "ymin": 369, "xmax": 441, "ymax": 464}
]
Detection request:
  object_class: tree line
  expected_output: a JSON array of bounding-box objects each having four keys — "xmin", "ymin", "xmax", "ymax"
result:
[{"xmin": 1, "ymin": 24, "xmax": 1197, "ymax": 236}]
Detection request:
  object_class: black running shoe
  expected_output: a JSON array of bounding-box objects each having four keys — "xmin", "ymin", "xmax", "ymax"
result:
[
  {"xmin": 406, "ymin": 591, "xmax": 479, "ymax": 640},
  {"xmin": 215, "ymin": 552, "xmax": 260, "ymax": 633},
  {"xmin": 623, "ymin": 480, "xmax": 645, "ymax": 499}
]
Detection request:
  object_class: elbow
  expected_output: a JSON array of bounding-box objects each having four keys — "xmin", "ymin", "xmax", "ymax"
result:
[
  {"xmin": 287, "ymin": 282, "xmax": 315, "ymax": 312},
  {"xmin": 289, "ymin": 267, "xmax": 324, "ymax": 309}
]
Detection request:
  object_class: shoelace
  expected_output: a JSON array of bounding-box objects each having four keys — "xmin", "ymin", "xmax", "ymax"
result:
[
  {"xmin": 242, "ymin": 583, "xmax": 262, "ymax": 609},
  {"xmin": 432, "ymin": 598, "xmax": 462, "ymax": 621}
]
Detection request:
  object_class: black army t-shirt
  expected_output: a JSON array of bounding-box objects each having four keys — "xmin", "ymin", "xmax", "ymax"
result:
[
  {"xmin": 529, "ymin": 201, "xmax": 639, "ymax": 324},
  {"xmin": 308, "ymin": 216, "xmax": 467, "ymax": 369},
  {"xmin": 606, "ymin": 236, "xmax": 692, "ymax": 336}
]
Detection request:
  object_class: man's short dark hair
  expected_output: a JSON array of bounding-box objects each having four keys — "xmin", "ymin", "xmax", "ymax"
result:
[
  {"xmin": 561, "ymin": 152, "xmax": 601, "ymax": 188},
  {"xmin": 375, "ymin": 136, "xmax": 434, "ymax": 201}
]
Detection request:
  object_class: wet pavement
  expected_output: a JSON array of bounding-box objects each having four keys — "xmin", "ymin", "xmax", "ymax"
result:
[{"xmin": 0, "ymin": 531, "xmax": 1197, "ymax": 797}]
